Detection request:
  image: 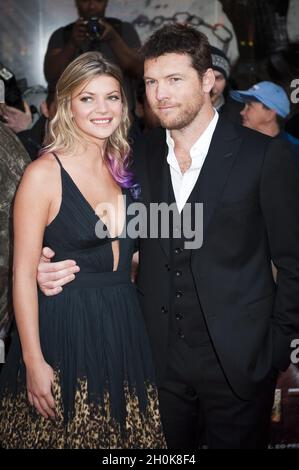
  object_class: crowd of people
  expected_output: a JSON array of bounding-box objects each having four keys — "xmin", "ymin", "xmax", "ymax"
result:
[{"xmin": 0, "ymin": 0, "xmax": 299, "ymax": 450}]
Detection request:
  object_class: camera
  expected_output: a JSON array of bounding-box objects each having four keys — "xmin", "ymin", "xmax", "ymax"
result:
[
  {"xmin": 87, "ymin": 17, "xmax": 103, "ymax": 40},
  {"xmin": 0, "ymin": 62, "xmax": 25, "ymax": 112}
]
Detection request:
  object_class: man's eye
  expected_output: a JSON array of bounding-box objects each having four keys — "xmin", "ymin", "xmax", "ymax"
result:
[
  {"xmin": 145, "ymin": 80, "xmax": 156, "ymax": 86},
  {"xmin": 170, "ymin": 77, "xmax": 182, "ymax": 84}
]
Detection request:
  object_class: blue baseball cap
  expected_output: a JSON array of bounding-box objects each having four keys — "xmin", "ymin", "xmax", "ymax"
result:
[{"xmin": 230, "ymin": 81, "xmax": 290, "ymax": 118}]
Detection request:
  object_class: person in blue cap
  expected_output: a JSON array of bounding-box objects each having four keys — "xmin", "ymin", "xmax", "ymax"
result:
[{"xmin": 230, "ymin": 81, "xmax": 299, "ymax": 163}]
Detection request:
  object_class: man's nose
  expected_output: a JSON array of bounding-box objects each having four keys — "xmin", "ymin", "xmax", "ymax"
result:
[{"xmin": 156, "ymin": 83, "xmax": 170, "ymax": 102}]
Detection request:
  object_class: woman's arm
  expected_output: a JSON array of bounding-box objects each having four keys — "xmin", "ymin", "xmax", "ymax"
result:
[{"xmin": 13, "ymin": 158, "xmax": 57, "ymax": 418}]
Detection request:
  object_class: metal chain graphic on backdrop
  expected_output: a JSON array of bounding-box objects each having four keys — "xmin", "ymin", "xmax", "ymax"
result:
[{"xmin": 132, "ymin": 12, "xmax": 233, "ymax": 53}]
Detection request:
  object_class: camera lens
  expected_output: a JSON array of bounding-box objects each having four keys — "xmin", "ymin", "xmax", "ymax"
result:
[{"xmin": 88, "ymin": 17, "xmax": 102, "ymax": 39}]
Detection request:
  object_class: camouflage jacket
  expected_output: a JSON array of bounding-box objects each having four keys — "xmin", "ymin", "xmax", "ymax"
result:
[{"xmin": 0, "ymin": 123, "xmax": 30, "ymax": 338}]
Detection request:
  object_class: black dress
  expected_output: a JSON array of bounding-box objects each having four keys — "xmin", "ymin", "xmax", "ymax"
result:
[{"xmin": 0, "ymin": 155, "xmax": 166, "ymax": 449}]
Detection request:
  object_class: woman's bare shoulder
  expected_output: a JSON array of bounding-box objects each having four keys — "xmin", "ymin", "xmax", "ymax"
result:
[
  {"xmin": 13, "ymin": 154, "xmax": 61, "ymax": 208},
  {"xmin": 21, "ymin": 153, "xmax": 60, "ymax": 184}
]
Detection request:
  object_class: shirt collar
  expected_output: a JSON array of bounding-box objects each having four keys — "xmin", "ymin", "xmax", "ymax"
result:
[{"xmin": 166, "ymin": 109, "xmax": 219, "ymax": 171}]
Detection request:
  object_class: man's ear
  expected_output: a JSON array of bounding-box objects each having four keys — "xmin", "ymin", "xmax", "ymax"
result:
[{"xmin": 202, "ymin": 68, "xmax": 215, "ymax": 94}]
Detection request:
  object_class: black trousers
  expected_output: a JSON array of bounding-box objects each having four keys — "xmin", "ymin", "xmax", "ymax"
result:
[{"xmin": 158, "ymin": 338, "xmax": 277, "ymax": 449}]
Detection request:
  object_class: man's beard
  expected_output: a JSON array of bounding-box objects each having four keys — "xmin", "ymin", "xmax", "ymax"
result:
[{"xmin": 154, "ymin": 97, "xmax": 204, "ymax": 130}]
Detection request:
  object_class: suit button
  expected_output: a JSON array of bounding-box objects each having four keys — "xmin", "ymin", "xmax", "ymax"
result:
[
  {"xmin": 161, "ymin": 306, "xmax": 168, "ymax": 314},
  {"xmin": 165, "ymin": 264, "xmax": 171, "ymax": 271},
  {"xmin": 175, "ymin": 291, "xmax": 183, "ymax": 299},
  {"xmin": 175, "ymin": 270, "xmax": 182, "ymax": 277},
  {"xmin": 178, "ymin": 328, "xmax": 185, "ymax": 339},
  {"xmin": 176, "ymin": 313, "xmax": 183, "ymax": 320},
  {"xmin": 174, "ymin": 248, "xmax": 183, "ymax": 255}
]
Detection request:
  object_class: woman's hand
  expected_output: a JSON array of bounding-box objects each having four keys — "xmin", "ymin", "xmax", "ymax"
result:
[{"xmin": 26, "ymin": 358, "xmax": 56, "ymax": 419}]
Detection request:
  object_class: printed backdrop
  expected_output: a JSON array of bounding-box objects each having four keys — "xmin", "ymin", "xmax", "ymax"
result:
[{"xmin": 1, "ymin": 0, "xmax": 240, "ymax": 87}]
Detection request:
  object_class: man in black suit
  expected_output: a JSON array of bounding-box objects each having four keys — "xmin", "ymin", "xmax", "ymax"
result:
[{"xmin": 36, "ymin": 24, "xmax": 299, "ymax": 449}]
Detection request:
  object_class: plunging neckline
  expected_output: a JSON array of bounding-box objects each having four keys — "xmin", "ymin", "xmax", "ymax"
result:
[{"xmin": 54, "ymin": 154, "xmax": 126, "ymax": 240}]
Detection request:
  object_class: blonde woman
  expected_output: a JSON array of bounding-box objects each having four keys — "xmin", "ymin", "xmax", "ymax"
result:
[{"xmin": 0, "ymin": 52, "xmax": 165, "ymax": 449}]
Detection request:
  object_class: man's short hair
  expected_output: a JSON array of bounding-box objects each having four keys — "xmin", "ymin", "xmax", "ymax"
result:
[{"xmin": 140, "ymin": 23, "xmax": 212, "ymax": 78}]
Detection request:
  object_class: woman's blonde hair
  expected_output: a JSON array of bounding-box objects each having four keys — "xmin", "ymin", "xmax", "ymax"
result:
[{"xmin": 42, "ymin": 51, "xmax": 133, "ymax": 187}]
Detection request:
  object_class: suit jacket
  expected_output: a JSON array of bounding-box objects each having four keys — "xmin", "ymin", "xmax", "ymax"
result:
[{"xmin": 132, "ymin": 115, "xmax": 299, "ymax": 400}]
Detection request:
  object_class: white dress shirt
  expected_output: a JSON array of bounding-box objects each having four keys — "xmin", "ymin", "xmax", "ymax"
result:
[{"xmin": 166, "ymin": 110, "xmax": 219, "ymax": 213}]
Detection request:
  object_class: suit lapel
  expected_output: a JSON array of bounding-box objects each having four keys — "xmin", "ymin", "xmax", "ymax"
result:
[
  {"xmin": 146, "ymin": 129, "xmax": 171, "ymax": 258},
  {"xmin": 191, "ymin": 116, "xmax": 242, "ymax": 262}
]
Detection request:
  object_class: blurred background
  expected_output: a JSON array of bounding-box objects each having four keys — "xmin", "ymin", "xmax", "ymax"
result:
[{"xmin": 0, "ymin": 0, "xmax": 298, "ymax": 89}]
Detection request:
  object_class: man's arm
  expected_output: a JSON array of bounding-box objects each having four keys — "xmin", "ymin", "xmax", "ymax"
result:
[
  {"xmin": 100, "ymin": 20, "xmax": 142, "ymax": 78},
  {"xmin": 37, "ymin": 247, "xmax": 80, "ymax": 296},
  {"xmin": 37, "ymin": 248, "xmax": 138, "ymax": 294},
  {"xmin": 260, "ymin": 138, "xmax": 299, "ymax": 371},
  {"xmin": 44, "ymin": 21, "xmax": 86, "ymax": 85}
]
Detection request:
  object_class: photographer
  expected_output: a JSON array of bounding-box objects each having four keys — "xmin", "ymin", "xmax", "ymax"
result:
[
  {"xmin": 0, "ymin": 63, "xmax": 32, "ymax": 133},
  {"xmin": 44, "ymin": 0, "xmax": 142, "ymax": 111}
]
